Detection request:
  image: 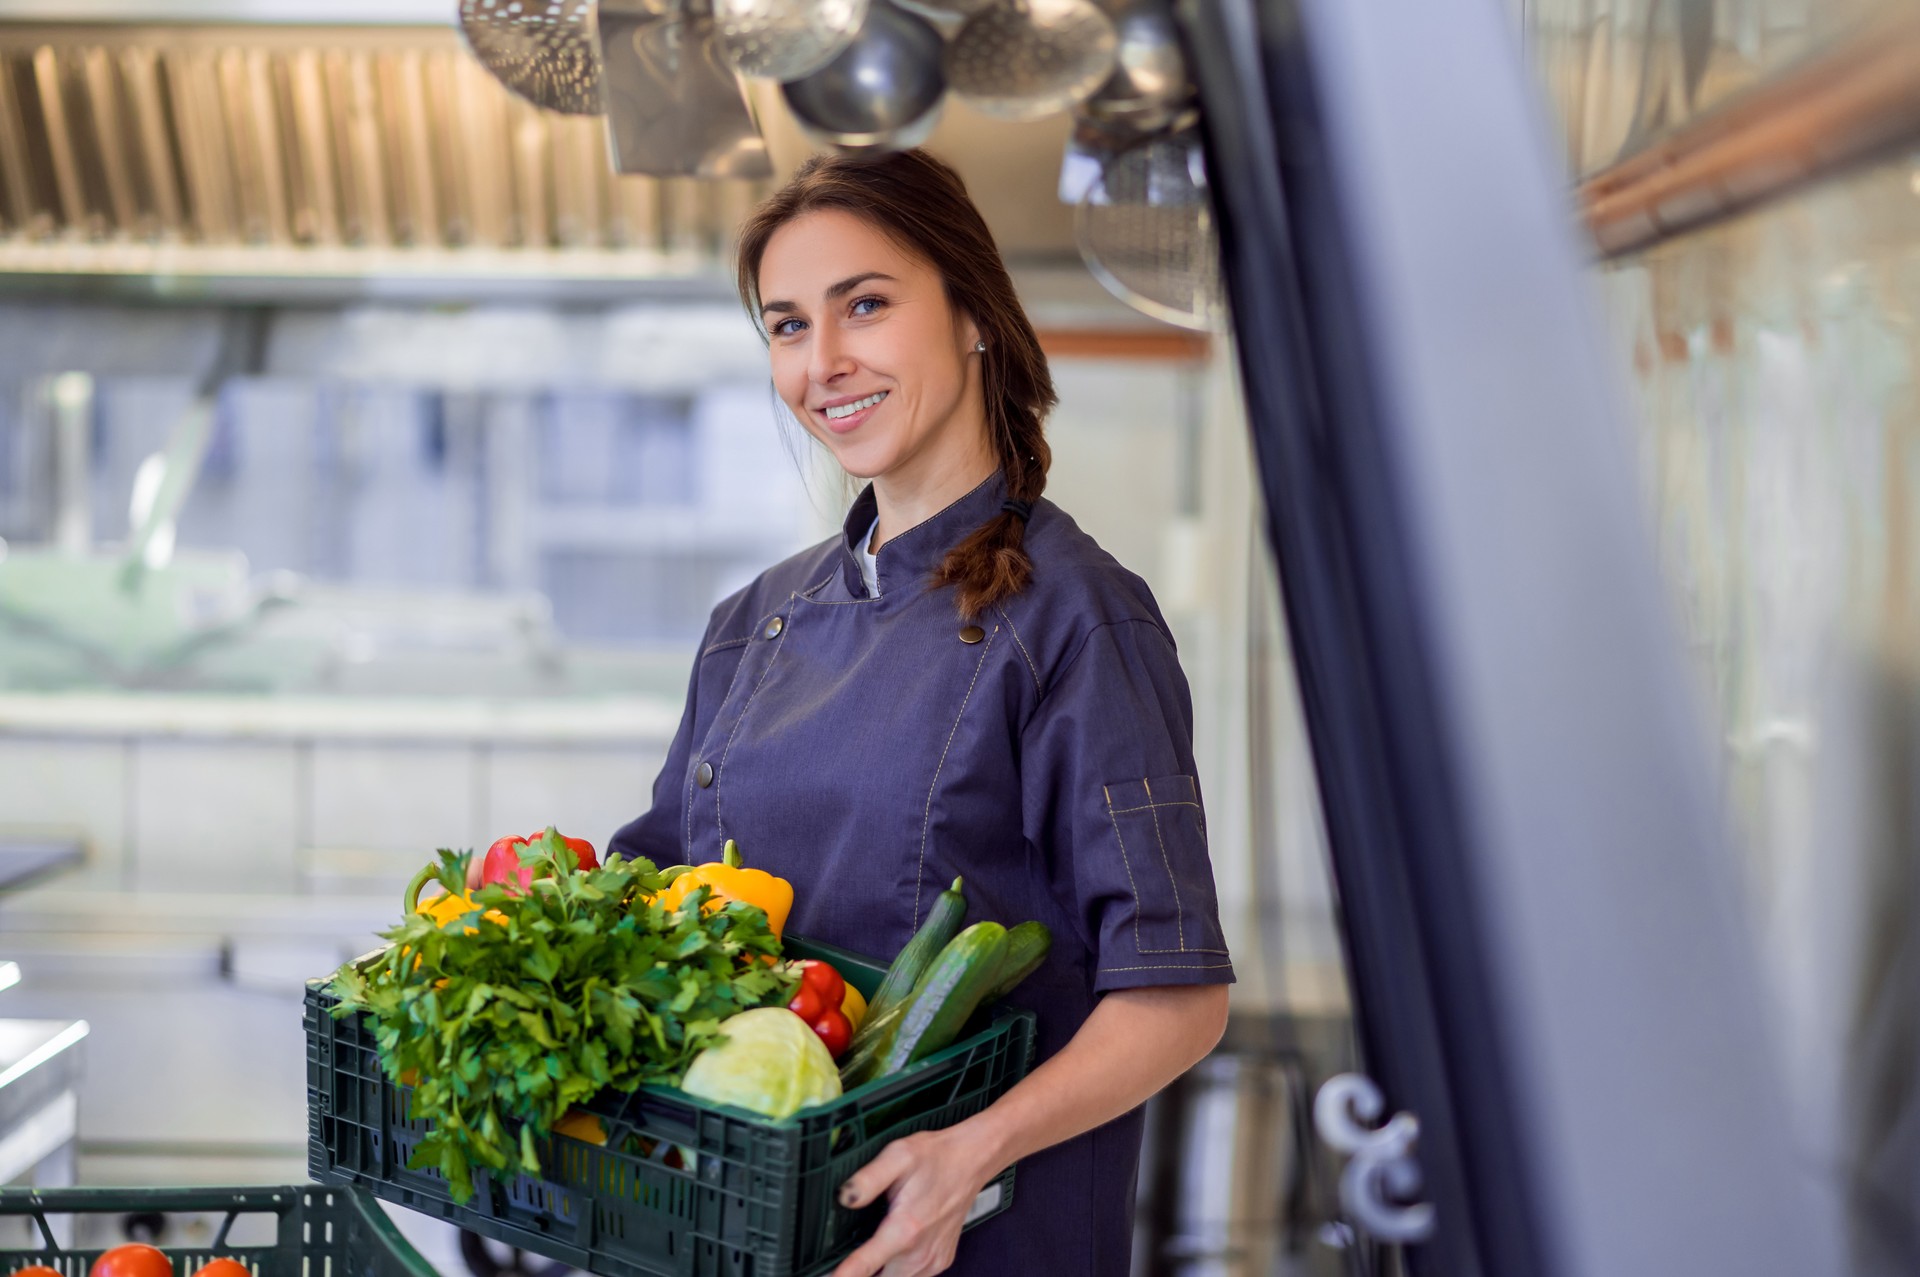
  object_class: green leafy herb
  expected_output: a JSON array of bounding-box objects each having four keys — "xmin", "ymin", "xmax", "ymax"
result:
[{"xmin": 328, "ymin": 842, "xmax": 794, "ymax": 1202}]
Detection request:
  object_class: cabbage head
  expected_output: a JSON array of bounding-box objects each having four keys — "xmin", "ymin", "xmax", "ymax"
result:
[{"xmin": 680, "ymin": 1008, "xmax": 843, "ymax": 1120}]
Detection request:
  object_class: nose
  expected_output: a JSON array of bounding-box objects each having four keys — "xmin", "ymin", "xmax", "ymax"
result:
[{"xmin": 809, "ymin": 325, "xmax": 855, "ymax": 387}]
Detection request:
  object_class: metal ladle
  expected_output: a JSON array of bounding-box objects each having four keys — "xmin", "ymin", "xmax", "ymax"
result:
[
  {"xmin": 1082, "ymin": 0, "xmax": 1194, "ymax": 135},
  {"xmin": 458, "ymin": 0, "xmax": 604, "ymax": 116},
  {"xmin": 714, "ymin": 0, "xmax": 872, "ymax": 82},
  {"xmin": 944, "ymin": 0, "xmax": 1118, "ymax": 123},
  {"xmin": 782, "ymin": 1, "xmax": 946, "ymax": 152}
]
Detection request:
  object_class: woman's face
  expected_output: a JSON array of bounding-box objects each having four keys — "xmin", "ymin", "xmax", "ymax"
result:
[{"xmin": 757, "ymin": 209, "xmax": 986, "ymax": 486}]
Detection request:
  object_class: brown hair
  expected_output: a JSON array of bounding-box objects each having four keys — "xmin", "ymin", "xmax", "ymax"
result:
[{"xmin": 735, "ymin": 149, "xmax": 1057, "ymax": 620}]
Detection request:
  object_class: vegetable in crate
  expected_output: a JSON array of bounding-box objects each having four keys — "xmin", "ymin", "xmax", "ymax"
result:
[
  {"xmin": 679, "ymin": 1007, "xmax": 842, "ymax": 1119},
  {"xmin": 652, "ymin": 839, "xmax": 793, "ymax": 938},
  {"xmin": 480, "ymin": 827, "xmax": 599, "ymax": 893},
  {"xmin": 843, "ymin": 918, "xmax": 1052, "ymax": 1088},
  {"xmin": 328, "ymin": 843, "xmax": 795, "ymax": 1203},
  {"xmin": 193, "ymin": 1261, "xmax": 253, "ymax": 1277},
  {"xmin": 90, "ymin": 1245, "xmax": 171, "ymax": 1277},
  {"xmin": 786, "ymin": 959, "xmax": 853, "ymax": 1058}
]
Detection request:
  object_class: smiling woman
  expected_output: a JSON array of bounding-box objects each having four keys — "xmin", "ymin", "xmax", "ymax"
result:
[{"xmin": 611, "ymin": 150, "xmax": 1234, "ymax": 1277}]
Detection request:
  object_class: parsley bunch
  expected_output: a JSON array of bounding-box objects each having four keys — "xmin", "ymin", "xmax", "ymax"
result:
[{"xmin": 329, "ymin": 845, "xmax": 793, "ymax": 1202}]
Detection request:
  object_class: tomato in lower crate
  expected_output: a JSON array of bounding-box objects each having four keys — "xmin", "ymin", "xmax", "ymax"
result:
[
  {"xmin": 192, "ymin": 1259, "xmax": 252, "ymax": 1277},
  {"xmin": 14, "ymin": 1265, "xmax": 64, "ymax": 1277},
  {"xmin": 796, "ymin": 959, "xmax": 845, "ymax": 1006},
  {"xmin": 811, "ymin": 1005, "xmax": 852, "ymax": 1058},
  {"xmin": 91, "ymin": 1243, "xmax": 172, "ymax": 1277}
]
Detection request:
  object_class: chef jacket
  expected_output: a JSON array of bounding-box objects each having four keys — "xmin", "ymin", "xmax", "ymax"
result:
[{"xmin": 610, "ymin": 473, "xmax": 1235, "ymax": 1276}]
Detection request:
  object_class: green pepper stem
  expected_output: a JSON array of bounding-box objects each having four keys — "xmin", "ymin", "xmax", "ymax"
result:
[
  {"xmin": 403, "ymin": 862, "xmax": 438, "ymax": 914},
  {"xmin": 722, "ymin": 839, "xmax": 741, "ymax": 869}
]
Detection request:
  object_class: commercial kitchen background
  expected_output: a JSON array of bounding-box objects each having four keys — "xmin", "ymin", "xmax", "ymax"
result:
[{"xmin": 0, "ymin": 1, "xmax": 1914, "ymax": 1274}]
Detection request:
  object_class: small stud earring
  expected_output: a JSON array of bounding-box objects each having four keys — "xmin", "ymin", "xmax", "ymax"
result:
[{"xmin": 974, "ymin": 341, "xmax": 986, "ymax": 352}]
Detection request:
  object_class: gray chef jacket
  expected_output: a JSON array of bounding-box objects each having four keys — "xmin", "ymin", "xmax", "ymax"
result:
[{"xmin": 611, "ymin": 473, "xmax": 1235, "ymax": 1275}]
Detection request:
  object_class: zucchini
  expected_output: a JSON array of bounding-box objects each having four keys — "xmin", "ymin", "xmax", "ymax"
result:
[
  {"xmin": 876, "ymin": 922, "xmax": 1009, "ymax": 1078},
  {"xmin": 982, "ymin": 921, "xmax": 1052, "ymax": 1003},
  {"xmin": 850, "ymin": 876, "xmax": 967, "ymax": 1054}
]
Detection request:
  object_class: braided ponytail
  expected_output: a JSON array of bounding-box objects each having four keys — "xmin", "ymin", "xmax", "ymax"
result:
[{"xmin": 736, "ymin": 149, "xmax": 1058, "ymax": 619}]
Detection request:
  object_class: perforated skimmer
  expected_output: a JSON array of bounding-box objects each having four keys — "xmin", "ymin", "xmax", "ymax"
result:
[{"xmin": 458, "ymin": 0, "xmax": 604, "ymax": 116}]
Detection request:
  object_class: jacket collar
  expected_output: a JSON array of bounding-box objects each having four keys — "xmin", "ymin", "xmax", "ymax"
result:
[{"xmin": 839, "ymin": 472, "xmax": 1008, "ymax": 599}]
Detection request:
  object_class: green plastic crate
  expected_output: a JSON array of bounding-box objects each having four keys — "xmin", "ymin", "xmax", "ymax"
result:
[
  {"xmin": 0, "ymin": 1185, "xmax": 437, "ymax": 1277},
  {"xmin": 306, "ymin": 935, "xmax": 1036, "ymax": 1277}
]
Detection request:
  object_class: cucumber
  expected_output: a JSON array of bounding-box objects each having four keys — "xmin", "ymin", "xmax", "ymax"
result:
[
  {"xmin": 837, "ymin": 1004, "xmax": 906, "ymax": 1089},
  {"xmin": 876, "ymin": 922, "xmax": 1009, "ymax": 1079},
  {"xmin": 850, "ymin": 876, "xmax": 967, "ymax": 1054},
  {"xmin": 982, "ymin": 921, "xmax": 1052, "ymax": 1003}
]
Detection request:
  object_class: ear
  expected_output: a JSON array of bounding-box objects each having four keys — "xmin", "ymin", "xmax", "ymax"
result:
[{"xmin": 958, "ymin": 313, "xmax": 982, "ymax": 355}]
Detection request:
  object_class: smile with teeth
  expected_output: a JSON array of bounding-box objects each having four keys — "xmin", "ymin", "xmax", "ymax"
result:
[{"xmin": 823, "ymin": 391, "xmax": 888, "ymax": 421}]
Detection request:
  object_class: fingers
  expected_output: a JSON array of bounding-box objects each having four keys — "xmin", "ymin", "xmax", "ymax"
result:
[
  {"xmin": 830, "ymin": 1213, "xmax": 923, "ymax": 1277},
  {"xmin": 464, "ymin": 857, "xmax": 483, "ymax": 891},
  {"xmin": 838, "ymin": 1138, "xmax": 916, "ymax": 1211}
]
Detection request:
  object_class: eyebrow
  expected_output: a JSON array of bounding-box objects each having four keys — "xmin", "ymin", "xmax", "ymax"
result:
[{"xmin": 759, "ymin": 271, "xmax": 898, "ymax": 319}]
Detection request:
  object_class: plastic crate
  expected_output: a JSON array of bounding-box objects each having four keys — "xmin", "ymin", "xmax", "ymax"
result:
[
  {"xmin": 307, "ymin": 935, "xmax": 1037, "ymax": 1277},
  {"xmin": 0, "ymin": 1184, "xmax": 437, "ymax": 1277}
]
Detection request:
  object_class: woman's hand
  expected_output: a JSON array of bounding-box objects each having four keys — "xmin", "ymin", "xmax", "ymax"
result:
[
  {"xmin": 830, "ymin": 1123, "xmax": 999, "ymax": 1277},
  {"xmin": 829, "ymin": 984, "xmax": 1229, "ymax": 1275}
]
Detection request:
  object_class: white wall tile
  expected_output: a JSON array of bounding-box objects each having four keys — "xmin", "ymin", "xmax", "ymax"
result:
[
  {"xmin": 480, "ymin": 745, "xmax": 665, "ymax": 855},
  {"xmin": 308, "ymin": 743, "xmax": 478, "ymax": 854},
  {"xmin": 0, "ymin": 737, "xmax": 130, "ymax": 887},
  {"xmin": 131, "ymin": 741, "xmax": 299, "ymax": 892}
]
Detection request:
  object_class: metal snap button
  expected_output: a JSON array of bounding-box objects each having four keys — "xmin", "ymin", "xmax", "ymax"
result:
[
  {"xmin": 959, "ymin": 625, "xmax": 985, "ymax": 644},
  {"xmin": 764, "ymin": 616, "xmax": 784, "ymax": 639},
  {"xmin": 695, "ymin": 761, "xmax": 715, "ymax": 788}
]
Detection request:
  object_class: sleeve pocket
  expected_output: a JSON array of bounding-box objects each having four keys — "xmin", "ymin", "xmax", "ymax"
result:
[{"xmin": 1101, "ymin": 774, "xmax": 1230, "ymax": 958}]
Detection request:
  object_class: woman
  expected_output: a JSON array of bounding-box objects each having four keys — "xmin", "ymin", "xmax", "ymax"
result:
[{"xmin": 608, "ymin": 149, "xmax": 1234, "ymax": 1277}]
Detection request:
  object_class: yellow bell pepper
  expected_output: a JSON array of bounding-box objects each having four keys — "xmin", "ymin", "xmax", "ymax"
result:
[
  {"xmin": 652, "ymin": 840, "xmax": 793, "ymax": 939},
  {"xmin": 405, "ymin": 861, "xmax": 507, "ymax": 932}
]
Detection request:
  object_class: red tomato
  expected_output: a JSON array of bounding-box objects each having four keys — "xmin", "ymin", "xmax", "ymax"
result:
[
  {"xmin": 812, "ymin": 1007, "xmax": 852, "ymax": 1059},
  {"xmin": 91, "ymin": 1244, "xmax": 173, "ymax": 1277},
  {"xmin": 192, "ymin": 1261, "xmax": 253, "ymax": 1277},
  {"xmin": 797, "ymin": 960, "xmax": 845, "ymax": 1007},
  {"xmin": 16, "ymin": 1266, "xmax": 65, "ymax": 1277},
  {"xmin": 788, "ymin": 984, "xmax": 825, "ymax": 1023},
  {"xmin": 530, "ymin": 831, "xmax": 599, "ymax": 872}
]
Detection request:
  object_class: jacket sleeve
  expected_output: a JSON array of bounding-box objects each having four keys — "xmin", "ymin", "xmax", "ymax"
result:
[{"xmin": 1020, "ymin": 617, "xmax": 1236, "ymax": 993}]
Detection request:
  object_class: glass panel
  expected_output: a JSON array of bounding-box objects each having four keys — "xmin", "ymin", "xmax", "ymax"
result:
[{"xmin": 1581, "ymin": 151, "xmax": 1920, "ymax": 1274}]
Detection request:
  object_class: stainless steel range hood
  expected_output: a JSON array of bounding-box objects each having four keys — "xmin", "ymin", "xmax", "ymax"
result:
[{"xmin": 0, "ymin": 11, "xmax": 1078, "ymax": 294}]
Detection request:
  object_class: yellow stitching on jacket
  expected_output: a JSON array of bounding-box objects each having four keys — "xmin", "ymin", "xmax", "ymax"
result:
[
  {"xmin": 1103, "ymin": 782, "xmax": 1150, "ymax": 955},
  {"xmin": 701, "ymin": 636, "xmax": 752, "ymax": 657},
  {"xmin": 1145, "ymin": 777, "xmax": 1187, "ymax": 951},
  {"xmin": 1104, "ymin": 781, "xmax": 1230, "ymax": 955},
  {"xmin": 1106, "ymin": 801, "xmax": 1202, "ymax": 815},
  {"xmin": 914, "ymin": 626, "xmax": 996, "ymax": 928},
  {"xmin": 1100, "ymin": 961, "xmax": 1235, "ymax": 973},
  {"xmin": 992, "ymin": 602, "xmax": 1043, "ymax": 693}
]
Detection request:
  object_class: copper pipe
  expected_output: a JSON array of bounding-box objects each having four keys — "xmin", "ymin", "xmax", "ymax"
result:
[
  {"xmin": 613, "ymin": 172, "xmax": 662, "ymax": 252},
  {"xmin": 1580, "ymin": 6, "xmax": 1920, "ymax": 258},
  {"xmin": 422, "ymin": 51, "xmax": 467, "ymax": 246},
  {"xmin": 1038, "ymin": 328, "xmax": 1211, "ymax": 363},
  {"xmin": 0, "ymin": 57, "xmax": 41, "ymax": 235},
  {"xmin": 80, "ymin": 47, "xmax": 136, "ymax": 235},
  {"xmin": 171, "ymin": 48, "xmax": 235, "ymax": 243},
  {"xmin": 121, "ymin": 47, "xmax": 184, "ymax": 238},
  {"xmin": 31, "ymin": 45, "xmax": 86, "ymax": 233},
  {"xmin": 286, "ymin": 49, "xmax": 339, "ymax": 246}
]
